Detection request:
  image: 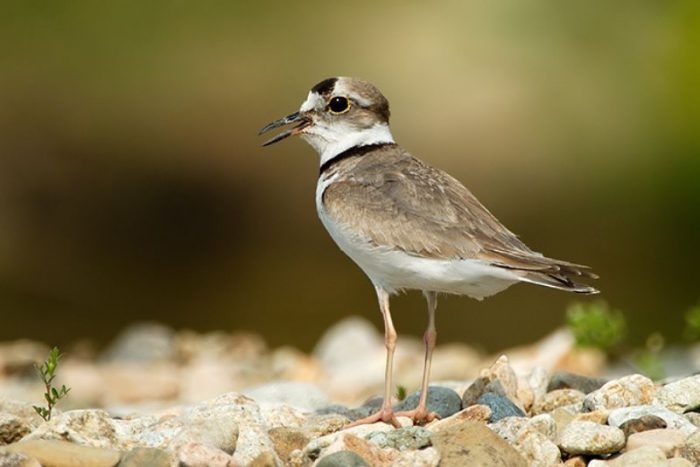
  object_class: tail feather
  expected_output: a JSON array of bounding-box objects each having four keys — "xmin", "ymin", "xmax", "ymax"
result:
[
  {"xmin": 482, "ymin": 249, "xmax": 599, "ymax": 294},
  {"xmin": 517, "ymin": 271, "xmax": 599, "ymax": 294}
]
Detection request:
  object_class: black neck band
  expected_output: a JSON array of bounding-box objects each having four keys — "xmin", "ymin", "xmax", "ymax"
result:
[{"xmin": 319, "ymin": 143, "xmax": 395, "ymax": 176}]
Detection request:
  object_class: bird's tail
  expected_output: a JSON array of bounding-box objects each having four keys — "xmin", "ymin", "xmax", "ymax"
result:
[
  {"xmin": 516, "ymin": 271, "xmax": 599, "ymax": 294},
  {"xmin": 483, "ymin": 249, "xmax": 599, "ymax": 294}
]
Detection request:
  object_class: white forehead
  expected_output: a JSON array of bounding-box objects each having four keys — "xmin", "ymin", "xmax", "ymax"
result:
[
  {"xmin": 298, "ymin": 78, "xmax": 372, "ymax": 112},
  {"xmin": 299, "ymin": 91, "xmax": 324, "ymax": 112}
]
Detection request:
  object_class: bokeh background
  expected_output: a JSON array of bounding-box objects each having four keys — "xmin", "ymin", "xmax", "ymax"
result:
[{"xmin": 0, "ymin": 1, "xmax": 698, "ymax": 353}]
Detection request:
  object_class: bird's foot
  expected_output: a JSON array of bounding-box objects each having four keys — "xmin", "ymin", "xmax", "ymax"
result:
[
  {"xmin": 345, "ymin": 407, "xmax": 402, "ymax": 429},
  {"xmin": 394, "ymin": 407, "xmax": 440, "ymax": 426}
]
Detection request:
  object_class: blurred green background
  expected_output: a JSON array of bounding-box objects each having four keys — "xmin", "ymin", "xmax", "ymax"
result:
[{"xmin": 0, "ymin": 1, "xmax": 698, "ymax": 352}]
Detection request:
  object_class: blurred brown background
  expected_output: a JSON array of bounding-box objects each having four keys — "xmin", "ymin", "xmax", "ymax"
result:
[{"xmin": 0, "ymin": 1, "xmax": 698, "ymax": 352}]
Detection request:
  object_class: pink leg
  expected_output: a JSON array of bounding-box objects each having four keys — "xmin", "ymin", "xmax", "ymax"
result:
[
  {"xmin": 396, "ymin": 291, "xmax": 440, "ymax": 424},
  {"xmin": 345, "ymin": 286, "xmax": 401, "ymax": 428}
]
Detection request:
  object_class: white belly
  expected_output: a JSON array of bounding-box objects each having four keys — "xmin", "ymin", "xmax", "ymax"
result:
[{"xmin": 316, "ymin": 178, "xmax": 519, "ymax": 299}]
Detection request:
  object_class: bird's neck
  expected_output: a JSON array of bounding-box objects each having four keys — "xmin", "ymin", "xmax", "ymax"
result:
[{"xmin": 304, "ymin": 123, "xmax": 395, "ymax": 167}]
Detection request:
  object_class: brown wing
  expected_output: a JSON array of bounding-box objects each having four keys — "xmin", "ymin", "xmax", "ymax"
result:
[{"xmin": 322, "ymin": 147, "xmax": 597, "ymax": 285}]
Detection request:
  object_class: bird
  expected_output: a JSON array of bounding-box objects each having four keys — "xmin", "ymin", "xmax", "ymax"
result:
[{"xmin": 259, "ymin": 77, "xmax": 598, "ymax": 427}]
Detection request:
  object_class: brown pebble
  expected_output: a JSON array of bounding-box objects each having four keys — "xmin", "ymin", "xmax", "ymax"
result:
[
  {"xmin": 563, "ymin": 455, "xmax": 588, "ymax": 467},
  {"xmin": 268, "ymin": 427, "xmax": 310, "ymax": 463}
]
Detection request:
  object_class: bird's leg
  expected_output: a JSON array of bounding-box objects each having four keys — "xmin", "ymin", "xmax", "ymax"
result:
[
  {"xmin": 345, "ymin": 286, "xmax": 401, "ymax": 428},
  {"xmin": 395, "ymin": 291, "xmax": 440, "ymax": 424}
]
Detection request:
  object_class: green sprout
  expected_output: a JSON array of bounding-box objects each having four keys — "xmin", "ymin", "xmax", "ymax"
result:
[
  {"xmin": 634, "ymin": 332, "xmax": 665, "ymax": 380},
  {"xmin": 33, "ymin": 347, "xmax": 71, "ymax": 421},
  {"xmin": 566, "ymin": 301, "xmax": 626, "ymax": 351},
  {"xmin": 395, "ymin": 384, "xmax": 407, "ymax": 401},
  {"xmin": 684, "ymin": 303, "xmax": 700, "ymax": 341}
]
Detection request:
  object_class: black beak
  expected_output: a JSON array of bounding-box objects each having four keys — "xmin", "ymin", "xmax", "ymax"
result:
[{"xmin": 258, "ymin": 111, "xmax": 311, "ymax": 146}]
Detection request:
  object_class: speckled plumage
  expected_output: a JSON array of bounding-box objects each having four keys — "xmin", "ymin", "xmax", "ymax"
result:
[{"xmin": 319, "ymin": 142, "xmax": 596, "ymax": 294}]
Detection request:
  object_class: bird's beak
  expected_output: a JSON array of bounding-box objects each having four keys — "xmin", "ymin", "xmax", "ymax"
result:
[{"xmin": 258, "ymin": 111, "xmax": 312, "ymax": 147}]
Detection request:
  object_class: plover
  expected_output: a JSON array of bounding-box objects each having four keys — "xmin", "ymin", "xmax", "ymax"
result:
[{"xmin": 259, "ymin": 77, "xmax": 598, "ymax": 427}]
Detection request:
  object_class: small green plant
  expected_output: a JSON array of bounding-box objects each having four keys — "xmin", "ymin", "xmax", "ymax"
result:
[
  {"xmin": 684, "ymin": 303, "xmax": 700, "ymax": 341},
  {"xmin": 635, "ymin": 332, "xmax": 666, "ymax": 380},
  {"xmin": 395, "ymin": 384, "xmax": 407, "ymax": 401},
  {"xmin": 33, "ymin": 347, "xmax": 71, "ymax": 421},
  {"xmin": 566, "ymin": 301, "xmax": 626, "ymax": 351}
]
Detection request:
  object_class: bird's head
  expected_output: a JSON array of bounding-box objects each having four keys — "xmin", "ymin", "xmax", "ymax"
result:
[{"xmin": 259, "ymin": 77, "xmax": 394, "ymax": 163}]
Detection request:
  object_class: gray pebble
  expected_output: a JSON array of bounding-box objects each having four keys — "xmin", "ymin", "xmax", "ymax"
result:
[
  {"xmin": 477, "ymin": 393, "xmax": 525, "ymax": 422},
  {"xmin": 394, "ymin": 386, "xmax": 462, "ymax": 419},
  {"xmin": 366, "ymin": 426, "xmax": 432, "ymax": 450},
  {"xmin": 547, "ymin": 371, "xmax": 608, "ymax": 394}
]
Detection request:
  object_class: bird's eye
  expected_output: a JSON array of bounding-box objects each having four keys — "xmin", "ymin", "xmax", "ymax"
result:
[{"xmin": 328, "ymin": 96, "xmax": 350, "ymax": 114}]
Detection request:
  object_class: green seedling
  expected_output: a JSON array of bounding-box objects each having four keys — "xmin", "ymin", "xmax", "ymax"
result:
[
  {"xmin": 635, "ymin": 332, "xmax": 666, "ymax": 381},
  {"xmin": 395, "ymin": 384, "xmax": 407, "ymax": 401},
  {"xmin": 566, "ymin": 301, "xmax": 626, "ymax": 351},
  {"xmin": 33, "ymin": 347, "xmax": 71, "ymax": 421},
  {"xmin": 684, "ymin": 303, "xmax": 700, "ymax": 341}
]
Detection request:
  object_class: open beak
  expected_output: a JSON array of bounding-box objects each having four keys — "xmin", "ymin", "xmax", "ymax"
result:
[{"xmin": 258, "ymin": 111, "xmax": 312, "ymax": 146}]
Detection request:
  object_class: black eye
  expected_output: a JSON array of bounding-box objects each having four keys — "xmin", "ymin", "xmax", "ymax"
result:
[{"xmin": 328, "ymin": 96, "xmax": 350, "ymax": 114}]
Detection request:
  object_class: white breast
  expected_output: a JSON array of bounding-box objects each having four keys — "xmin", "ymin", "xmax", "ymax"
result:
[{"xmin": 315, "ymin": 177, "xmax": 520, "ymax": 300}]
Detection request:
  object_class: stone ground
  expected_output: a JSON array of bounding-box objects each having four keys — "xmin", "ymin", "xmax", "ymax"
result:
[{"xmin": 0, "ymin": 317, "xmax": 699, "ymax": 466}]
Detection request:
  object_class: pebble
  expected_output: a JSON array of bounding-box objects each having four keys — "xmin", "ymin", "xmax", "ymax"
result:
[
  {"xmin": 558, "ymin": 420, "xmax": 626, "ymax": 455},
  {"xmin": 431, "ymin": 421, "xmax": 527, "ymax": 466},
  {"xmin": 528, "ymin": 367, "xmax": 550, "ymax": 405},
  {"xmin": 322, "ymin": 433, "xmax": 393, "ymax": 466},
  {"xmin": 574, "ymin": 409, "xmax": 609, "ymax": 425},
  {"xmin": 244, "ymin": 382, "xmax": 330, "ymax": 412},
  {"xmin": 0, "ymin": 400, "xmax": 44, "ymax": 429},
  {"xmin": 427, "ymin": 404, "xmax": 491, "ymax": 432},
  {"xmin": 685, "ymin": 412, "xmax": 700, "ymax": 427},
  {"xmin": 513, "ymin": 429, "xmax": 561, "ymax": 467},
  {"xmin": 678, "ymin": 428, "xmax": 700, "ymax": 465},
  {"xmin": 608, "ymin": 405, "xmax": 698, "ymax": 435},
  {"xmin": 527, "ymin": 413, "xmax": 558, "ymax": 441},
  {"xmin": 477, "ymin": 393, "xmax": 525, "ymax": 422},
  {"xmin": 303, "ymin": 413, "xmax": 348, "ymax": 438},
  {"xmin": 531, "ymin": 389, "xmax": 586, "ymax": 415},
  {"xmin": 169, "ymin": 415, "xmax": 239, "ymax": 454},
  {"xmin": 267, "ymin": 427, "xmax": 309, "ymax": 463},
  {"xmin": 177, "ymin": 442, "xmax": 234, "ymax": 467},
  {"xmin": 547, "ymin": 371, "xmax": 608, "ymax": 394},
  {"xmin": 118, "ymin": 447, "xmax": 175, "ymax": 467},
  {"xmin": 304, "ymin": 424, "xmax": 393, "ymax": 461},
  {"xmin": 366, "ymin": 426, "xmax": 431, "ymax": 451},
  {"xmin": 100, "ymin": 322, "xmax": 176, "ymax": 363},
  {"xmin": 550, "ymin": 406, "xmax": 577, "ymax": 433},
  {"xmin": 461, "ymin": 376, "xmax": 487, "ymax": 401},
  {"xmin": 626, "ymin": 428, "xmax": 686, "ymax": 456},
  {"xmin": 478, "ymin": 355, "xmax": 521, "ymax": 405},
  {"xmin": 248, "ymin": 451, "xmax": 278, "ymax": 467},
  {"xmin": 316, "ymin": 450, "xmax": 369, "ymax": 467},
  {"xmin": 391, "ymin": 447, "xmax": 440, "ymax": 467},
  {"xmin": 583, "ymin": 374, "xmax": 656, "ymax": 411},
  {"xmin": 619, "ymin": 415, "xmax": 667, "ymax": 437},
  {"xmin": 563, "ymin": 456, "xmax": 587, "ymax": 467},
  {"xmin": 0, "ymin": 451, "xmax": 41, "ymax": 467},
  {"xmin": 655, "ymin": 375, "xmax": 700, "ymax": 414},
  {"xmin": 0, "ymin": 413, "xmax": 31, "ymax": 445},
  {"xmin": 394, "ymin": 386, "xmax": 462, "ymax": 419},
  {"xmin": 488, "ymin": 416, "xmax": 528, "ymax": 444},
  {"xmin": 5, "ymin": 439, "xmax": 121, "ymax": 467},
  {"xmin": 604, "ymin": 445, "xmax": 667, "ymax": 466}
]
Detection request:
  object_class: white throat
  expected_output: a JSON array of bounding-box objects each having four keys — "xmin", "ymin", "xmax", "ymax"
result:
[{"xmin": 302, "ymin": 122, "xmax": 395, "ymax": 167}]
